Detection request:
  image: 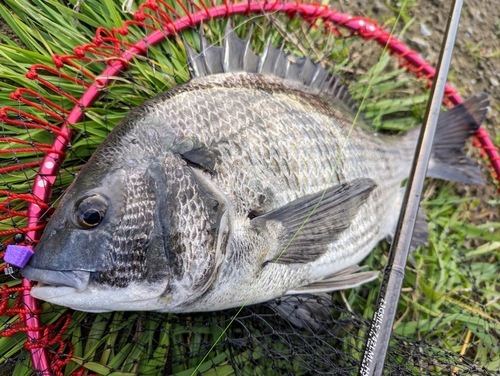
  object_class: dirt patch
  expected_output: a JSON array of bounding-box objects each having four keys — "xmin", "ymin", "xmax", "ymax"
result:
[{"xmin": 0, "ymin": 4, "xmax": 24, "ymax": 47}]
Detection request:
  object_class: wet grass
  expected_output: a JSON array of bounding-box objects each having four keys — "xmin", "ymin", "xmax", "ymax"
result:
[{"xmin": 0, "ymin": 0, "xmax": 498, "ymax": 375}]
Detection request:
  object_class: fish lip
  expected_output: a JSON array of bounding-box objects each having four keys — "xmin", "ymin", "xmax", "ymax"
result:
[{"xmin": 22, "ymin": 266, "xmax": 90, "ymax": 292}]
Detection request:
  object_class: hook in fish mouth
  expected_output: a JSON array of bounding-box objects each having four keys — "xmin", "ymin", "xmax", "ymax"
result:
[{"xmin": 22, "ymin": 266, "xmax": 91, "ymax": 293}]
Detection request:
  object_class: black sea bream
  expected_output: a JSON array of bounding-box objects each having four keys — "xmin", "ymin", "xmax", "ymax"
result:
[{"xmin": 22, "ymin": 26, "xmax": 488, "ymax": 312}]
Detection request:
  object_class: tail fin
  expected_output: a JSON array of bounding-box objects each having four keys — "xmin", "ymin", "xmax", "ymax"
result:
[{"xmin": 426, "ymin": 93, "xmax": 489, "ymax": 185}]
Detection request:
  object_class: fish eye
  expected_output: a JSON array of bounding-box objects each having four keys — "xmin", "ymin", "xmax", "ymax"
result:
[
  {"xmin": 82, "ymin": 209, "xmax": 103, "ymax": 227},
  {"xmin": 74, "ymin": 194, "xmax": 108, "ymax": 229}
]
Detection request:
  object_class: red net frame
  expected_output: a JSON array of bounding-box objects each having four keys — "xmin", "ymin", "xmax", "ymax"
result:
[{"xmin": 0, "ymin": 1, "xmax": 498, "ymax": 374}]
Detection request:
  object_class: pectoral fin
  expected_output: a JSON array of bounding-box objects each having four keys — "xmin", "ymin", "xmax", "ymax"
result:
[
  {"xmin": 287, "ymin": 265, "xmax": 379, "ymax": 294},
  {"xmin": 252, "ymin": 178, "xmax": 376, "ymax": 264}
]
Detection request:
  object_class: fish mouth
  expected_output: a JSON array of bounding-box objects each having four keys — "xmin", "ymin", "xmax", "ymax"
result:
[{"xmin": 22, "ymin": 266, "xmax": 91, "ymax": 293}]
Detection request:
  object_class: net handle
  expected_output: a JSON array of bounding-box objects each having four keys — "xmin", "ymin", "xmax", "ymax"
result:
[
  {"xmin": 18, "ymin": 1, "xmax": 499, "ymax": 373},
  {"xmin": 360, "ymin": 0, "xmax": 465, "ymax": 373}
]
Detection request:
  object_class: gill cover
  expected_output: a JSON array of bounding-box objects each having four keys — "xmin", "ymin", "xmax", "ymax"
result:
[{"xmin": 157, "ymin": 151, "xmax": 232, "ymax": 307}]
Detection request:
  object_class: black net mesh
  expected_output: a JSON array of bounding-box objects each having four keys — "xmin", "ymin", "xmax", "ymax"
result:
[{"xmin": 0, "ymin": 1, "xmax": 498, "ymax": 375}]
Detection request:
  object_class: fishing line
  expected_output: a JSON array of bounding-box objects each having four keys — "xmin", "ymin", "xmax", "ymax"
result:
[{"xmin": 190, "ymin": 3, "xmax": 411, "ymax": 374}]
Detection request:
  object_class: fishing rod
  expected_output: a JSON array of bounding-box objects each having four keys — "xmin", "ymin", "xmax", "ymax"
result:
[{"xmin": 359, "ymin": 0, "xmax": 465, "ymax": 374}]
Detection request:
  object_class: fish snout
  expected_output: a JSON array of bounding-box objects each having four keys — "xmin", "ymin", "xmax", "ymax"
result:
[{"xmin": 22, "ymin": 266, "xmax": 90, "ymax": 292}]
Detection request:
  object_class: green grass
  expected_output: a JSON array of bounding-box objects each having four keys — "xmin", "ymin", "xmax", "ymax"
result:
[{"xmin": 0, "ymin": 0, "xmax": 499, "ymax": 375}]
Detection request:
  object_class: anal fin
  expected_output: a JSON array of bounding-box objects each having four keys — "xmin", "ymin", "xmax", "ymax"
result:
[{"xmin": 287, "ymin": 265, "xmax": 379, "ymax": 295}]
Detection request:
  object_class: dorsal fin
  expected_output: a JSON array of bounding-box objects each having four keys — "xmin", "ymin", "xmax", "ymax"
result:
[{"xmin": 182, "ymin": 22, "xmax": 358, "ymax": 112}]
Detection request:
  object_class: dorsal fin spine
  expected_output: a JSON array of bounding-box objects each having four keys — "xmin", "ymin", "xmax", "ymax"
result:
[
  {"xmin": 310, "ymin": 65, "xmax": 320, "ymax": 85},
  {"xmin": 223, "ymin": 21, "xmax": 233, "ymax": 73},
  {"xmin": 330, "ymin": 76, "xmax": 340, "ymax": 95},
  {"xmin": 242, "ymin": 25, "xmax": 254, "ymax": 71},
  {"xmin": 283, "ymin": 57, "xmax": 291, "ymax": 80},
  {"xmin": 182, "ymin": 34, "xmax": 204, "ymax": 78},
  {"xmin": 198, "ymin": 26, "xmax": 211, "ymax": 75}
]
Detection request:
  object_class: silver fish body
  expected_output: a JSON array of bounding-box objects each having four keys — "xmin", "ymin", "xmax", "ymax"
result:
[{"xmin": 22, "ymin": 31, "xmax": 487, "ymax": 313}]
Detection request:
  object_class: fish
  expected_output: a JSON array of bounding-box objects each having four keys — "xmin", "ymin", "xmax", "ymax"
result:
[{"xmin": 22, "ymin": 24, "xmax": 488, "ymax": 313}]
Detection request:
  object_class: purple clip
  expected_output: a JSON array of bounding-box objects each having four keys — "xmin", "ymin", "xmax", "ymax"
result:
[{"xmin": 4, "ymin": 245, "xmax": 34, "ymax": 268}]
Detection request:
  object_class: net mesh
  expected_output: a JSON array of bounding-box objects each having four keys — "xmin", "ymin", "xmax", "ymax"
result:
[{"xmin": 0, "ymin": 1, "xmax": 499, "ymax": 375}]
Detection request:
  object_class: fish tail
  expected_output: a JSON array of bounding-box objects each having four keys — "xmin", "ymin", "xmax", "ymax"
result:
[{"xmin": 424, "ymin": 92, "xmax": 489, "ymax": 185}]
